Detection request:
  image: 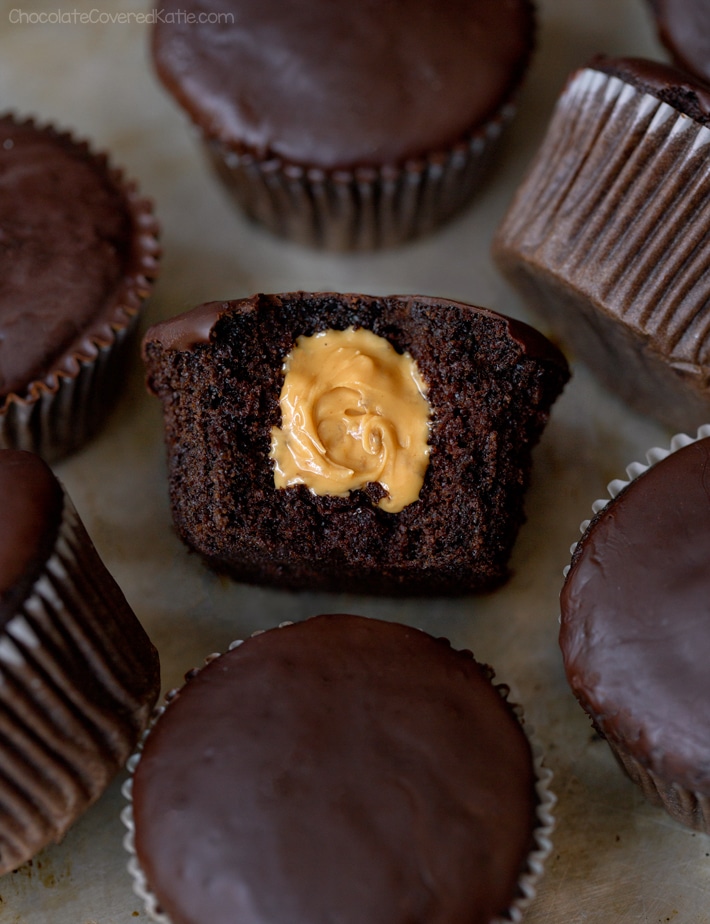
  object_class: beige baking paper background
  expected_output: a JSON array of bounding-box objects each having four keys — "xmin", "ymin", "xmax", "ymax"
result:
[{"xmin": 1, "ymin": 0, "xmax": 709, "ymax": 921}]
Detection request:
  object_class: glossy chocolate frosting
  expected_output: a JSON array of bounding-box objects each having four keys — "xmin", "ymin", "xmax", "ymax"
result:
[
  {"xmin": 647, "ymin": 0, "xmax": 710, "ymax": 86},
  {"xmin": 560, "ymin": 437, "xmax": 710, "ymax": 793},
  {"xmin": 132, "ymin": 614, "xmax": 538, "ymax": 924},
  {"xmin": 0, "ymin": 116, "xmax": 133, "ymax": 399},
  {"xmin": 0, "ymin": 450, "xmax": 63, "ymax": 626},
  {"xmin": 590, "ymin": 54, "xmax": 710, "ymax": 123},
  {"xmin": 143, "ymin": 291, "xmax": 568, "ymax": 366},
  {"xmin": 152, "ymin": 0, "xmax": 535, "ymax": 169}
]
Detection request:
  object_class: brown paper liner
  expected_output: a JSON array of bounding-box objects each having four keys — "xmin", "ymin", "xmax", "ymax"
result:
[
  {"xmin": 565, "ymin": 425, "xmax": 710, "ymax": 833},
  {"xmin": 203, "ymin": 102, "xmax": 516, "ymax": 251},
  {"xmin": 494, "ymin": 68, "xmax": 710, "ymax": 430},
  {"xmin": 0, "ymin": 115, "xmax": 161, "ymax": 462},
  {"xmin": 121, "ymin": 630, "xmax": 555, "ymax": 924},
  {"xmin": 0, "ymin": 490, "xmax": 160, "ymax": 874},
  {"xmin": 609, "ymin": 739, "xmax": 710, "ymax": 833}
]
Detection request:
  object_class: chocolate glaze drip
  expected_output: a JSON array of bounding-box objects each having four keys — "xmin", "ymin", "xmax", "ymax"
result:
[
  {"xmin": 132, "ymin": 614, "xmax": 538, "ymax": 924},
  {"xmin": 152, "ymin": 0, "xmax": 535, "ymax": 169},
  {"xmin": 560, "ymin": 437, "xmax": 710, "ymax": 793}
]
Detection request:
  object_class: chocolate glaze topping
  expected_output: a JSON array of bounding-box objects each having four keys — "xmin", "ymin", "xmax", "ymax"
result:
[
  {"xmin": 0, "ymin": 116, "xmax": 133, "ymax": 398},
  {"xmin": 143, "ymin": 291, "xmax": 567, "ymax": 365},
  {"xmin": 132, "ymin": 614, "xmax": 538, "ymax": 924},
  {"xmin": 590, "ymin": 54, "xmax": 710, "ymax": 123},
  {"xmin": 560, "ymin": 437, "xmax": 710, "ymax": 793},
  {"xmin": 152, "ymin": 0, "xmax": 535, "ymax": 169},
  {"xmin": 646, "ymin": 0, "xmax": 710, "ymax": 86},
  {"xmin": 0, "ymin": 450, "xmax": 63, "ymax": 626}
]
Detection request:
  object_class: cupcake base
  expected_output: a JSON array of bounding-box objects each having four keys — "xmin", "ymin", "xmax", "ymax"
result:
[
  {"xmin": 204, "ymin": 105, "xmax": 514, "ymax": 251},
  {"xmin": 1, "ymin": 311, "xmax": 141, "ymax": 462},
  {"xmin": 494, "ymin": 66, "xmax": 710, "ymax": 430},
  {"xmin": 0, "ymin": 489, "xmax": 160, "ymax": 874},
  {"xmin": 610, "ymin": 740, "xmax": 710, "ymax": 833}
]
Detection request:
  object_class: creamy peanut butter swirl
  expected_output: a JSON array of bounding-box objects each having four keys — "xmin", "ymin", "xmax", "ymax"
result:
[{"xmin": 270, "ymin": 327, "xmax": 430, "ymax": 512}]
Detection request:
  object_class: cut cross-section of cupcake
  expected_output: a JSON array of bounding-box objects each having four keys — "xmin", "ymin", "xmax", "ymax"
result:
[{"xmin": 142, "ymin": 292, "xmax": 569, "ymax": 595}]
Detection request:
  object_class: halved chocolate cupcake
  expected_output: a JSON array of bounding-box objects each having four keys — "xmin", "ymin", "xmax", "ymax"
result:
[
  {"xmin": 0, "ymin": 114, "xmax": 160, "ymax": 460},
  {"xmin": 0, "ymin": 449, "xmax": 160, "ymax": 874},
  {"xmin": 142, "ymin": 292, "xmax": 569, "ymax": 595},
  {"xmin": 151, "ymin": 0, "xmax": 536, "ymax": 249}
]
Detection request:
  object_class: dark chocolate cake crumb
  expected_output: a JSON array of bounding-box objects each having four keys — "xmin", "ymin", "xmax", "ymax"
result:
[{"xmin": 143, "ymin": 292, "xmax": 569, "ymax": 595}]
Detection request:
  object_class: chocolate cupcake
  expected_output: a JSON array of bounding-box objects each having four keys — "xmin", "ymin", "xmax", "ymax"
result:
[
  {"xmin": 560, "ymin": 426, "xmax": 710, "ymax": 832},
  {"xmin": 646, "ymin": 0, "xmax": 710, "ymax": 85},
  {"xmin": 142, "ymin": 291, "xmax": 569, "ymax": 595},
  {"xmin": 493, "ymin": 56, "xmax": 710, "ymax": 431},
  {"xmin": 151, "ymin": 0, "xmax": 536, "ymax": 250},
  {"xmin": 123, "ymin": 614, "xmax": 554, "ymax": 924},
  {"xmin": 0, "ymin": 114, "xmax": 160, "ymax": 461},
  {"xmin": 0, "ymin": 449, "xmax": 160, "ymax": 873}
]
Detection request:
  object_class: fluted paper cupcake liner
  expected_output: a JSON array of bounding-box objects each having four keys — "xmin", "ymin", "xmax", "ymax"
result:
[
  {"xmin": 0, "ymin": 490, "xmax": 159, "ymax": 874},
  {"xmin": 611, "ymin": 741, "xmax": 710, "ymax": 833},
  {"xmin": 203, "ymin": 103, "xmax": 515, "ymax": 251},
  {"xmin": 565, "ymin": 423, "xmax": 710, "ymax": 833},
  {"xmin": 121, "ymin": 627, "xmax": 555, "ymax": 924},
  {"xmin": 494, "ymin": 68, "xmax": 710, "ymax": 429},
  {"xmin": 0, "ymin": 115, "xmax": 160, "ymax": 462}
]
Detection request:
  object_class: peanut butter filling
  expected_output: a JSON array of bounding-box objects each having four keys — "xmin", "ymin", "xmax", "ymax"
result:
[{"xmin": 270, "ymin": 327, "xmax": 430, "ymax": 512}]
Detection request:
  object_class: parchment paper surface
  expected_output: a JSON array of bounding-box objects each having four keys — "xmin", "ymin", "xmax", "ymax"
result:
[{"xmin": 0, "ymin": 2, "xmax": 708, "ymax": 921}]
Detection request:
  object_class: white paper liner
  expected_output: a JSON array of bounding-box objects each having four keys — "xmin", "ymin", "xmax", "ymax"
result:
[
  {"xmin": 121, "ymin": 625, "xmax": 555, "ymax": 924},
  {"xmin": 562, "ymin": 423, "xmax": 710, "ymax": 832},
  {"xmin": 564, "ymin": 423, "xmax": 710, "ymax": 573}
]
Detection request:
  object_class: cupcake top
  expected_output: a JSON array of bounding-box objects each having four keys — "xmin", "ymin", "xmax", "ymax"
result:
[
  {"xmin": 589, "ymin": 54, "xmax": 710, "ymax": 122},
  {"xmin": 560, "ymin": 436, "xmax": 710, "ymax": 794},
  {"xmin": 131, "ymin": 614, "xmax": 540, "ymax": 924},
  {"xmin": 646, "ymin": 0, "xmax": 710, "ymax": 86},
  {"xmin": 143, "ymin": 291, "xmax": 566, "ymax": 362},
  {"xmin": 0, "ymin": 449, "xmax": 63, "ymax": 625},
  {"xmin": 152, "ymin": 0, "xmax": 535, "ymax": 169},
  {"xmin": 0, "ymin": 115, "xmax": 156, "ymax": 403}
]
